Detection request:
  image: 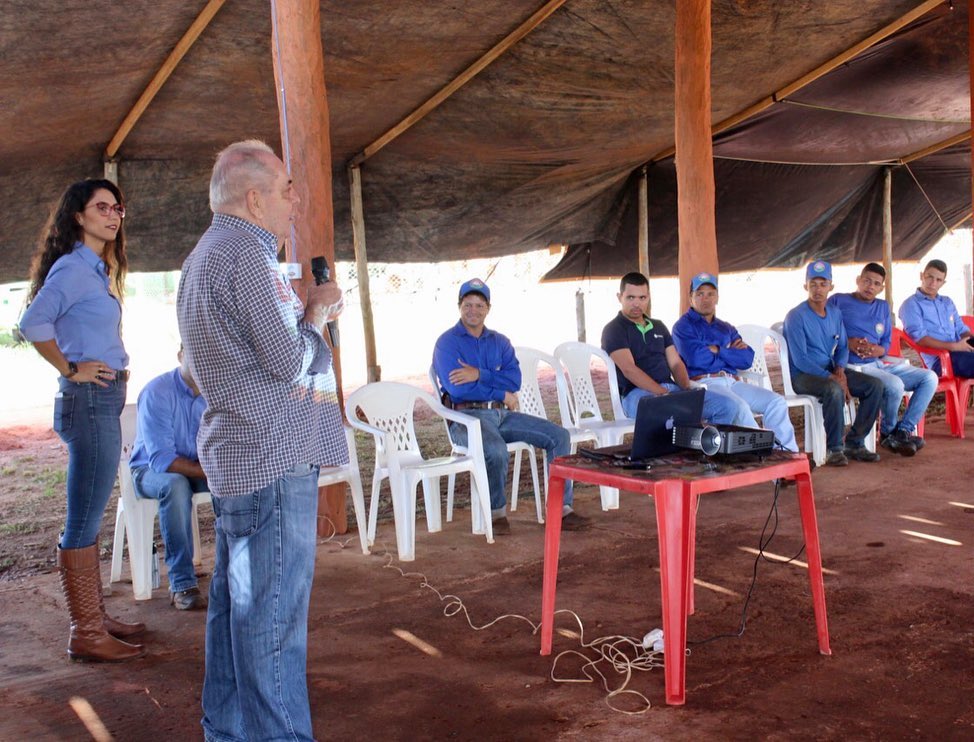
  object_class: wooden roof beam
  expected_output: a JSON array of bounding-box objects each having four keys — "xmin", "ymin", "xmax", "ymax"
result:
[
  {"xmin": 104, "ymin": 0, "xmax": 227, "ymax": 159},
  {"xmin": 899, "ymin": 130, "xmax": 972, "ymax": 164},
  {"xmin": 652, "ymin": 0, "xmax": 945, "ymax": 162},
  {"xmin": 349, "ymin": 0, "xmax": 567, "ymax": 167}
]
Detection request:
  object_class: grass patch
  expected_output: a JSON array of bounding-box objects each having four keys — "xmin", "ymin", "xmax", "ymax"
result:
[{"xmin": 0, "ymin": 522, "xmax": 41, "ymax": 535}]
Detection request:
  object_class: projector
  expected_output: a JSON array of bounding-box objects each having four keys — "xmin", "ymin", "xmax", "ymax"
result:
[{"xmin": 672, "ymin": 424, "xmax": 775, "ymax": 456}]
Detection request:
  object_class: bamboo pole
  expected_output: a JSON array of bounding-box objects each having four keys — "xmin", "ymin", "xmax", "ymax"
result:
[
  {"xmin": 882, "ymin": 166, "xmax": 894, "ymax": 305},
  {"xmin": 900, "ymin": 130, "xmax": 972, "ymax": 164},
  {"xmin": 674, "ymin": 0, "xmax": 718, "ymax": 313},
  {"xmin": 350, "ymin": 0, "xmax": 567, "ymax": 166},
  {"xmin": 105, "ymin": 0, "xmax": 227, "ymax": 158},
  {"xmin": 638, "ymin": 165, "xmax": 650, "ymax": 277},
  {"xmin": 349, "ymin": 165, "xmax": 381, "ymax": 382},
  {"xmin": 653, "ymin": 0, "xmax": 944, "ymax": 162},
  {"xmin": 271, "ymin": 0, "xmax": 347, "ymax": 536}
]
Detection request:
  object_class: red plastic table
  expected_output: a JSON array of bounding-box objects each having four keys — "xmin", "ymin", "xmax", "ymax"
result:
[{"xmin": 539, "ymin": 450, "xmax": 831, "ymax": 705}]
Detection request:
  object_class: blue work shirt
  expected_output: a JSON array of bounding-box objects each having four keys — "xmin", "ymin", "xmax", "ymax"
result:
[
  {"xmin": 672, "ymin": 309, "xmax": 754, "ymax": 377},
  {"xmin": 18, "ymin": 242, "xmax": 128, "ymax": 370},
  {"xmin": 783, "ymin": 301, "xmax": 848, "ymax": 379},
  {"xmin": 432, "ymin": 321, "xmax": 521, "ymax": 403},
  {"xmin": 129, "ymin": 368, "xmax": 206, "ymax": 473},
  {"xmin": 601, "ymin": 312, "xmax": 674, "ymax": 395},
  {"xmin": 898, "ymin": 289, "xmax": 968, "ymax": 368},
  {"xmin": 828, "ymin": 293, "xmax": 892, "ymax": 365}
]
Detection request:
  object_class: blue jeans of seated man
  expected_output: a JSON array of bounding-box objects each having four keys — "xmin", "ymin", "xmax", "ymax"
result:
[
  {"xmin": 54, "ymin": 375, "xmax": 127, "ymax": 549},
  {"xmin": 448, "ymin": 409, "xmax": 573, "ymax": 513},
  {"xmin": 933, "ymin": 349, "xmax": 974, "ymax": 378},
  {"xmin": 132, "ymin": 467, "xmax": 208, "ymax": 593},
  {"xmin": 201, "ymin": 464, "xmax": 319, "ymax": 742},
  {"xmin": 856, "ymin": 360, "xmax": 938, "ymax": 435},
  {"xmin": 791, "ymin": 370, "xmax": 883, "ymax": 452},
  {"xmin": 622, "ymin": 383, "xmax": 738, "ymax": 425},
  {"xmin": 695, "ymin": 377, "xmax": 799, "ymax": 452}
]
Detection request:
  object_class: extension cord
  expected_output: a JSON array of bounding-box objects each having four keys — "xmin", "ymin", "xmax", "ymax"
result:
[{"xmin": 641, "ymin": 628, "xmax": 663, "ymax": 651}]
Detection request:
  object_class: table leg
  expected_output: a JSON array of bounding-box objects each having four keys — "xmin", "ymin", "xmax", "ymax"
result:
[
  {"xmin": 795, "ymin": 473, "xmax": 831, "ymax": 655},
  {"xmin": 687, "ymin": 492, "xmax": 698, "ymax": 615},
  {"xmin": 540, "ymin": 475, "xmax": 565, "ymax": 655},
  {"xmin": 654, "ymin": 481, "xmax": 691, "ymax": 705}
]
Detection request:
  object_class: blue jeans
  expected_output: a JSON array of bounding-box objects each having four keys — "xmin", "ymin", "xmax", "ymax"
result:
[
  {"xmin": 695, "ymin": 377, "xmax": 799, "ymax": 452},
  {"xmin": 449, "ymin": 410, "xmax": 573, "ymax": 513},
  {"xmin": 54, "ymin": 376, "xmax": 127, "ymax": 549},
  {"xmin": 132, "ymin": 468, "xmax": 208, "ymax": 593},
  {"xmin": 622, "ymin": 383, "xmax": 738, "ymax": 425},
  {"xmin": 857, "ymin": 361, "xmax": 938, "ymax": 435},
  {"xmin": 792, "ymin": 370, "xmax": 883, "ymax": 451},
  {"xmin": 933, "ymin": 350, "xmax": 974, "ymax": 378},
  {"xmin": 202, "ymin": 464, "xmax": 319, "ymax": 742}
]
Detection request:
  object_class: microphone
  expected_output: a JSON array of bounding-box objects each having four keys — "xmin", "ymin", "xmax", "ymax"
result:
[{"xmin": 310, "ymin": 256, "xmax": 340, "ymax": 348}]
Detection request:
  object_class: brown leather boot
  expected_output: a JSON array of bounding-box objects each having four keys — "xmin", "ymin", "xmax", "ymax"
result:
[
  {"xmin": 57, "ymin": 544, "xmax": 145, "ymax": 662},
  {"xmin": 93, "ymin": 536, "xmax": 145, "ymax": 638}
]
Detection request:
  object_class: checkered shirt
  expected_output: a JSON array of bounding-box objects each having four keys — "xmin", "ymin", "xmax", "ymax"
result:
[{"xmin": 176, "ymin": 213, "xmax": 347, "ymax": 497}]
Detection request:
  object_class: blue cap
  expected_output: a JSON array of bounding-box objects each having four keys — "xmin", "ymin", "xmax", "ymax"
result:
[
  {"xmin": 805, "ymin": 260, "xmax": 833, "ymax": 282},
  {"xmin": 690, "ymin": 272, "xmax": 718, "ymax": 292},
  {"xmin": 458, "ymin": 278, "xmax": 490, "ymax": 303}
]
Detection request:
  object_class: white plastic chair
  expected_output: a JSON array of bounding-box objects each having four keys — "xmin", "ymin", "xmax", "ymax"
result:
[
  {"xmin": 345, "ymin": 381, "xmax": 493, "ymax": 562},
  {"xmin": 316, "ymin": 426, "xmax": 372, "ymax": 554},
  {"xmin": 553, "ymin": 342, "xmax": 635, "ymax": 510},
  {"xmin": 110, "ymin": 405, "xmax": 212, "ymax": 601},
  {"xmin": 427, "ymin": 367, "xmax": 542, "ymax": 523}
]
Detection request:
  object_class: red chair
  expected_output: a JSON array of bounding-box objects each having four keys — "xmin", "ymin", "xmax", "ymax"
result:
[{"xmin": 893, "ymin": 328, "xmax": 973, "ymax": 438}]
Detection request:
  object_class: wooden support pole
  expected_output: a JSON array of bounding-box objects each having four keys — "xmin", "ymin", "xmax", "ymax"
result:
[
  {"xmin": 103, "ymin": 160, "xmax": 118, "ymax": 185},
  {"xmin": 674, "ymin": 0, "xmax": 718, "ymax": 313},
  {"xmin": 899, "ymin": 130, "xmax": 971, "ymax": 165},
  {"xmin": 271, "ymin": 0, "xmax": 347, "ymax": 536},
  {"xmin": 638, "ymin": 165, "xmax": 650, "ymax": 278},
  {"xmin": 105, "ymin": 0, "xmax": 226, "ymax": 158},
  {"xmin": 348, "ymin": 165, "xmax": 381, "ymax": 382},
  {"xmin": 575, "ymin": 288, "xmax": 586, "ymax": 342},
  {"xmin": 882, "ymin": 167, "xmax": 894, "ymax": 305}
]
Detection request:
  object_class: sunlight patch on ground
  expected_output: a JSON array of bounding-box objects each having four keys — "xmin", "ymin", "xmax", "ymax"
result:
[
  {"xmin": 392, "ymin": 628, "xmax": 443, "ymax": 657},
  {"xmin": 897, "ymin": 514, "xmax": 944, "ymax": 526},
  {"xmin": 899, "ymin": 530, "xmax": 962, "ymax": 546},
  {"xmin": 738, "ymin": 546, "xmax": 839, "ymax": 575}
]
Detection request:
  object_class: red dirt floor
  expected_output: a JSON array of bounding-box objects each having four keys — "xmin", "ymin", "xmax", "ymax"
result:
[{"xmin": 1, "ymin": 418, "xmax": 973, "ymax": 741}]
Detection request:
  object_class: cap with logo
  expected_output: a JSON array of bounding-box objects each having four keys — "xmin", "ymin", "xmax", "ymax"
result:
[
  {"xmin": 805, "ymin": 260, "xmax": 833, "ymax": 282},
  {"xmin": 458, "ymin": 278, "xmax": 490, "ymax": 303},
  {"xmin": 690, "ymin": 272, "xmax": 718, "ymax": 292}
]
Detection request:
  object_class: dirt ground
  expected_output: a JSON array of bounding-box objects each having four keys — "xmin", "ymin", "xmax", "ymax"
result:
[{"xmin": 1, "ymin": 409, "xmax": 973, "ymax": 740}]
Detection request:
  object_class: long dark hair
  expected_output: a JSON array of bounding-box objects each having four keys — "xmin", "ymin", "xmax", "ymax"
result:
[{"xmin": 27, "ymin": 179, "xmax": 128, "ymax": 302}]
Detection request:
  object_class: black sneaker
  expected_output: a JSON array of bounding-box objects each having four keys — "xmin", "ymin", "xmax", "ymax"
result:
[
  {"xmin": 908, "ymin": 434, "xmax": 926, "ymax": 451},
  {"xmin": 880, "ymin": 428, "xmax": 917, "ymax": 457},
  {"xmin": 844, "ymin": 445, "xmax": 881, "ymax": 463},
  {"xmin": 825, "ymin": 450, "xmax": 849, "ymax": 467}
]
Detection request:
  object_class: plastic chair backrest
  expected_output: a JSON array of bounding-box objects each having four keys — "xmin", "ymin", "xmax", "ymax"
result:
[
  {"xmin": 118, "ymin": 404, "xmax": 138, "ymax": 496},
  {"xmin": 742, "ymin": 324, "xmax": 801, "ymax": 397},
  {"xmin": 346, "ymin": 381, "xmax": 426, "ymax": 457},
  {"xmin": 736, "ymin": 324, "xmax": 775, "ymax": 392},
  {"xmin": 514, "ymin": 346, "xmax": 558, "ymax": 421},
  {"xmin": 553, "ymin": 341, "xmax": 626, "ymax": 423},
  {"xmin": 963, "ymin": 315, "xmax": 974, "ymax": 334}
]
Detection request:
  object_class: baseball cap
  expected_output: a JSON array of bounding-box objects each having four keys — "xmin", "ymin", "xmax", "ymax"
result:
[
  {"xmin": 805, "ymin": 260, "xmax": 833, "ymax": 282},
  {"xmin": 690, "ymin": 272, "xmax": 718, "ymax": 292},
  {"xmin": 458, "ymin": 278, "xmax": 490, "ymax": 303}
]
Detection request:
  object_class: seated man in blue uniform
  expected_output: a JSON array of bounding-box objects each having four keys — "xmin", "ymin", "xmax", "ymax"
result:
[
  {"xmin": 672, "ymin": 271, "xmax": 798, "ymax": 452},
  {"xmin": 829, "ymin": 262, "xmax": 937, "ymax": 456},
  {"xmin": 783, "ymin": 260, "xmax": 884, "ymax": 467},
  {"xmin": 898, "ymin": 258, "xmax": 974, "ymax": 378},
  {"xmin": 432, "ymin": 279, "xmax": 588, "ymax": 534},
  {"xmin": 129, "ymin": 347, "xmax": 209, "ymax": 609},
  {"xmin": 600, "ymin": 271, "xmax": 737, "ymax": 424}
]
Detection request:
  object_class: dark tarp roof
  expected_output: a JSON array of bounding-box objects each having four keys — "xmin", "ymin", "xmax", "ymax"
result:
[{"xmin": 0, "ymin": 1, "xmax": 970, "ymax": 284}]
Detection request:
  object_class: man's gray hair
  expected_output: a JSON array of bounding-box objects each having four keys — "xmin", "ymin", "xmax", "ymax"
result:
[{"xmin": 209, "ymin": 139, "xmax": 278, "ymax": 212}]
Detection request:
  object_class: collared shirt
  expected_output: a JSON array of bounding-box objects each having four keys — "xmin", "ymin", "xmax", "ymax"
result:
[
  {"xmin": 601, "ymin": 312, "xmax": 674, "ymax": 395},
  {"xmin": 828, "ymin": 293, "xmax": 893, "ymax": 365},
  {"xmin": 432, "ymin": 320, "xmax": 521, "ymax": 402},
  {"xmin": 18, "ymin": 242, "xmax": 128, "ymax": 370},
  {"xmin": 176, "ymin": 213, "xmax": 347, "ymax": 498},
  {"xmin": 899, "ymin": 288, "xmax": 968, "ymax": 368},
  {"xmin": 672, "ymin": 308, "xmax": 754, "ymax": 378},
  {"xmin": 129, "ymin": 367, "xmax": 206, "ymax": 473},
  {"xmin": 783, "ymin": 301, "xmax": 848, "ymax": 379}
]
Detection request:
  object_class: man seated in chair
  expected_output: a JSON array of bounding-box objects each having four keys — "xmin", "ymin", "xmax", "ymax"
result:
[
  {"xmin": 829, "ymin": 262, "xmax": 937, "ymax": 456},
  {"xmin": 600, "ymin": 271, "xmax": 737, "ymax": 424},
  {"xmin": 128, "ymin": 346, "xmax": 208, "ymax": 610},
  {"xmin": 898, "ymin": 258, "xmax": 974, "ymax": 378},
  {"xmin": 433, "ymin": 278, "xmax": 589, "ymax": 534},
  {"xmin": 783, "ymin": 261, "xmax": 884, "ymax": 467},
  {"xmin": 672, "ymin": 272, "xmax": 798, "ymax": 452}
]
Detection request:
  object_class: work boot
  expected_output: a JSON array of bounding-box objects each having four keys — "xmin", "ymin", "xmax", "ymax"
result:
[
  {"xmin": 880, "ymin": 428, "xmax": 917, "ymax": 457},
  {"xmin": 58, "ymin": 544, "xmax": 145, "ymax": 662},
  {"xmin": 95, "ymin": 535, "xmax": 145, "ymax": 638}
]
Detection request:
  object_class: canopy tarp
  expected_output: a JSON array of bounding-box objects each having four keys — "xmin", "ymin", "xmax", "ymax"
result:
[{"xmin": 0, "ymin": 1, "xmax": 969, "ymax": 283}]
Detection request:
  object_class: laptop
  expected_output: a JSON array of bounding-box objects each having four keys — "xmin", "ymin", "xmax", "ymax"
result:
[{"xmin": 581, "ymin": 389, "xmax": 706, "ymax": 466}]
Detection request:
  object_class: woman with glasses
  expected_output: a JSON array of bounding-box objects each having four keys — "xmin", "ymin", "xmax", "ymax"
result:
[{"xmin": 19, "ymin": 179, "xmax": 144, "ymax": 662}]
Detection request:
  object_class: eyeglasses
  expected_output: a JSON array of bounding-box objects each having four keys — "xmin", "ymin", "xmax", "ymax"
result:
[{"xmin": 86, "ymin": 202, "xmax": 126, "ymax": 218}]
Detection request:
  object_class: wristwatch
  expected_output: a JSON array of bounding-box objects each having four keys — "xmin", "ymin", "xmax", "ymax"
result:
[{"xmin": 65, "ymin": 361, "xmax": 79, "ymax": 379}]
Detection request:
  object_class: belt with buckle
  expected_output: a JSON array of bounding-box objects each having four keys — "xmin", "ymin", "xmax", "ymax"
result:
[
  {"xmin": 690, "ymin": 371, "xmax": 739, "ymax": 381},
  {"xmin": 115, "ymin": 369, "xmax": 131, "ymax": 382},
  {"xmin": 452, "ymin": 400, "xmax": 505, "ymax": 410}
]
